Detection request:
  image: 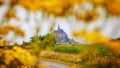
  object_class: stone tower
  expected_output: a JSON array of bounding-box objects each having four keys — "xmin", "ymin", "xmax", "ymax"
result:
[{"xmin": 54, "ymin": 25, "xmax": 70, "ymax": 44}]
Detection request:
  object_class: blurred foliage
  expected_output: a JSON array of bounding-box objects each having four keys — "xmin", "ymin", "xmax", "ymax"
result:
[
  {"xmin": 30, "ymin": 33, "xmax": 55, "ymax": 49},
  {"xmin": 73, "ymin": 29, "xmax": 109, "ymax": 44},
  {"xmin": 91, "ymin": 0, "xmax": 105, "ymax": 6},
  {"xmin": 106, "ymin": 40, "xmax": 120, "ymax": 56},
  {"xmin": 0, "ymin": 39, "xmax": 7, "ymax": 46},
  {"xmin": 0, "ymin": 25, "xmax": 25, "ymax": 37},
  {"xmin": 17, "ymin": 0, "xmax": 71, "ymax": 16},
  {"xmin": 4, "ymin": 9, "xmax": 18, "ymax": 21},
  {"xmin": 0, "ymin": 0, "xmax": 4, "ymax": 6},
  {"xmin": 9, "ymin": 0, "xmax": 18, "ymax": 7},
  {"xmin": 20, "ymin": 0, "xmax": 120, "ymax": 16},
  {"xmin": 27, "ymin": 33, "xmax": 55, "ymax": 57},
  {"xmin": 75, "ymin": 9, "xmax": 99, "ymax": 22},
  {"xmin": 0, "ymin": 46, "xmax": 39, "ymax": 68},
  {"xmin": 96, "ymin": 45, "xmax": 110, "ymax": 56},
  {"xmin": 0, "ymin": 0, "xmax": 118, "ymax": 17},
  {"xmin": 106, "ymin": 0, "xmax": 120, "ymax": 16}
]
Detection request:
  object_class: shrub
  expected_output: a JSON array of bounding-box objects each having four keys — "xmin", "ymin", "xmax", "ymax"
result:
[
  {"xmin": 81, "ymin": 45, "xmax": 120, "ymax": 68},
  {"xmin": 30, "ymin": 33, "xmax": 55, "ymax": 49},
  {"xmin": 0, "ymin": 46, "xmax": 39, "ymax": 68},
  {"xmin": 96, "ymin": 45, "xmax": 110, "ymax": 56}
]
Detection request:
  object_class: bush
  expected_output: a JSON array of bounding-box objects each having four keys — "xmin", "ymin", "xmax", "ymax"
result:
[
  {"xmin": 30, "ymin": 33, "xmax": 55, "ymax": 49},
  {"xmin": 0, "ymin": 46, "xmax": 38, "ymax": 68},
  {"xmin": 96, "ymin": 45, "xmax": 110, "ymax": 56},
  {"xmin": 81, "ymin": 45, "xmax": 120, "ymax": 68}
]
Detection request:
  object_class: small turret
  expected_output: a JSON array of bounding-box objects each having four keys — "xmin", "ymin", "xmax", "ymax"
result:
[{"xmin": 58, "ymin": 24, "xmax": 60, "ymax": 30}]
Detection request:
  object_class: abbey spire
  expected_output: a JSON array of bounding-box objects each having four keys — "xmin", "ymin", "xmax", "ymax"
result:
[{"xmin": 54, "ymin": 25, "xmax": 78, "ymax": 44}]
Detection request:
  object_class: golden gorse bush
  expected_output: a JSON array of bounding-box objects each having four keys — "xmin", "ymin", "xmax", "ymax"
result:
[{"xmin": 0, "ymin": 46, "xmax": 37, "ymax": 68}]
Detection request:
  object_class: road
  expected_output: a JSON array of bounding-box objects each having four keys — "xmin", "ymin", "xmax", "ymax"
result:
[{"xmin": 40, "ymin": 60, "xmax": 71, "ymax": 68}]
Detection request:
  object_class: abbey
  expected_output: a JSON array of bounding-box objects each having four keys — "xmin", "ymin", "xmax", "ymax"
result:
[{"xmin": 54, "ymin": 25, "xmax": 78, "ymax": 44}]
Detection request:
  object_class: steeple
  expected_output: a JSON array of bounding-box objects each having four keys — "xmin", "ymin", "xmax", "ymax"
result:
[
  {"xmin": 54, "ymin": 24, "xmax": 78, "ymax": 44},
  {"xmin": 58, "ymin": 24, "xmax": 60, "ymax": 30}
]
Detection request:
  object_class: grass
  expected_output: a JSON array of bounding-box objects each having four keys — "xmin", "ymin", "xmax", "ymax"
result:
[
  {"xmin": 51, "ymin": 44, "xmax": 94, "ymax": 53},
  {"xmin": 52, "ymin": 45, "xmax": 80, "ymax": 53}
]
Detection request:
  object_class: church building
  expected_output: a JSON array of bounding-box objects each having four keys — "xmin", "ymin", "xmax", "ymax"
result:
[{"xmin": 54, "ymin": 25, "xmax": 78, "ymax": 44}]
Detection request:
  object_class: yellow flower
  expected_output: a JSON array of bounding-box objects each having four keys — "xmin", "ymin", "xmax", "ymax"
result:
[
  {"xmin": 18, "ymin": 0, "xmax": 70, "ymax": 15},
  {"xmin": 0, "ymin": 39, "xmax": 6, "ymax": 46},
  {"xmin": 71, "ymin": 65, "xmax": 77, "ymax": 68},
  {"xmin": 73, "ymin": 29, "xmax": 109, "ymax": 43},
  {"xmin": 0, "ymin": 25, "xmax": 25, "ymax": 37},
  {"xmin": 107, "ymin": 1, "xmax": 120, "ymax": 16}
]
